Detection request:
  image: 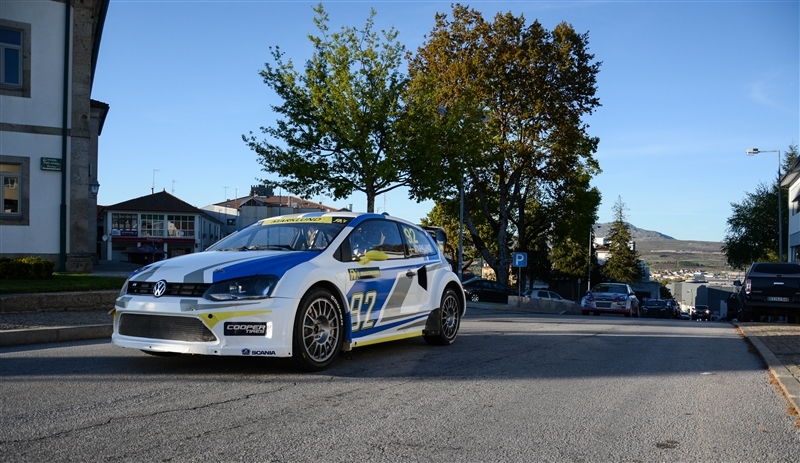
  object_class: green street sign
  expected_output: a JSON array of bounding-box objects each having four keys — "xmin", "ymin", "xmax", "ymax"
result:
[{"xmin": 40, "ymin": 157, "xmax": 62, "ymax": 171}]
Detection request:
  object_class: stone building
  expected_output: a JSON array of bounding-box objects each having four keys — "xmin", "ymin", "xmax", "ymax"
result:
[{"xmin": 0, "ymin": 0, "xmax": 111, "ymax": 272}]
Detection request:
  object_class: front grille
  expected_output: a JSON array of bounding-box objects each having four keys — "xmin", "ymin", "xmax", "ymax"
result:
[
  {"xmin": 127, "ymin": 281, "xmax": 210, "ymax": 297},
  {"xmin": 118, "ymin": 313, "xmax": 216, "ymax": 342},
  {"xmin": 595, "ymin": 302, "xmax": 613, "ymax": 308}
]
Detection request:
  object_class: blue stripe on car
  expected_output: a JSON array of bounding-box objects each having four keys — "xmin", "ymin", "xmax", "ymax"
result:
[{"xmin": 213, "ymin": 252, "xmax": 318, "ymax": 282}]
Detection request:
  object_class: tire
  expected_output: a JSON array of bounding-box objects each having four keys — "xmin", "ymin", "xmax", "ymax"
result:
[
  {"xmin": 292, "ymin": 288, "xmax": 343, "ymax": 372},
  {"xmin": 424, "ymin": 288, "xmax": 462, "ymax": 346},
  {"xmin": 140, "ymin": 350, "xmax": 179, "ymax": 357}
]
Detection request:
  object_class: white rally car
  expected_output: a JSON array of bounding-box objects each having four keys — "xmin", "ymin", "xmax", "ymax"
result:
[{"xmin": 111, "ymin": 212, "xmax": 465, "ymax": 371}]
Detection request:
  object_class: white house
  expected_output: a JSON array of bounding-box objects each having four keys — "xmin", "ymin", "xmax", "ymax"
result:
[
  {"xmin": 0, "ymin": 0, "xmax": 110, "ymax": 272},
  {"xmin": 781, "ymin": 155, "xmax": 800, "ymax": 262}
]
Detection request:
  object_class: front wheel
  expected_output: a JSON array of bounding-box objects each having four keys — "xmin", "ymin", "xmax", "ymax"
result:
[
  {"xmin": 292, "ymin": 288, "xmax": 343, "ymax": 372},
  {"xmin": 424, "ymin": 288, "xmax": 462, "ymax": 346}
]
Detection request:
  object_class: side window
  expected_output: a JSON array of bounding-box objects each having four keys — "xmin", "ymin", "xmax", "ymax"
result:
[
  {"xmin": 538, "ymin": 291, "xmax": 548, "ymax": 298},
  {"xmin": 0, "ymin": 20, "xmax": 31, "ymax": 98},
  {"xmin": 349, "ymin": 220, "xmax": 405, "ymax": 261},
  {"xmin": 401, "ymin": 223, "xmax": 437, "ymax": 258},
  {"xmin": 0, "ymin": 156, "xmax": 29, "ymax": 226}
]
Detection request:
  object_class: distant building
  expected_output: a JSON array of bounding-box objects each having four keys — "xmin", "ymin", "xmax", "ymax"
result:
[
  {"xmin": 98, "ymin": 191, "xmax": 222, "ymax": 262},
  {"xmin": 1, "ymin": 0, "xmax": 111, "ymax": 272},
  {"xmin": 204, "ymin": 185, "xmax": 340, "ymax": 236}
]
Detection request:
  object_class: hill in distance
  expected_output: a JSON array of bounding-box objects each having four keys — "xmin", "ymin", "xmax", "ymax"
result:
[{"xmin": 595, "ymin": 222, "xmax": 727, "ymax": 274}]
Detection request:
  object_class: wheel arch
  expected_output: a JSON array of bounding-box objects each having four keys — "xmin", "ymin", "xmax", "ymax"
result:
[{"xmin": 297, "ymin": 280, "xmax": 350, "ymax": 345}]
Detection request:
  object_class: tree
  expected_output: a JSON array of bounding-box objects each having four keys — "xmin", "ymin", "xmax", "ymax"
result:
[
  {"xmin": 723, "ymin": 142, "xmax": 797, "ymax": 268},
  {"xmin": 601, "ymin": 196, "xmax": 642, "ymax": 285},
  {"xmin": 549, "ymin": 183, "xmax": 601, "ymax": 283},
  {"xmin": 405, "ymin": 5, "xmax": 602, "ymax": 286},
  {"xmin": 723, "ymin": 182, "xmax": 785, "ymax": 268},
  {"xmin": 243, "ymin": 4, "xmax": 414, "ymax": 213}
]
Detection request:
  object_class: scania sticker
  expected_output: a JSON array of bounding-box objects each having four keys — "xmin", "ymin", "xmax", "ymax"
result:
[
  {"xmin": 241, "ymin": 348, "xmax": 276, "ymax": 356},
  {"xmin": 225, "ymin": 322, "xmax": 267, "ymax": 336}
]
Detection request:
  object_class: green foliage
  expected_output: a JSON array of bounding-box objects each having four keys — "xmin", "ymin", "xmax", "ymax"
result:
[
  {"xmin": 723, "ymin": 181, "xmax": 785, "ymax": 268},
  {"xmin": 243, "ymin": 4, "xmax": 410, "ymax": 212},
  {"xmin": 725, "ymin": 143, "xmax": 798, "ymax": 268},
  {"xmin": 406, "ymin": 5, "xmax": 602, "ymax": 285},
  {"xmin": 659, "ymin": 280, "xmax": 673, "ymax": 299},
  {"xmin": 601, "ymin": 197, "xmax": 643, "ymax": 285},
  {"xmin": 0, "ymin": 256, "xmax": 55, "ymax": 280}
]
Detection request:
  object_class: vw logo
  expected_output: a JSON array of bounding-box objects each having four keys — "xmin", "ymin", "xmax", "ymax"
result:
[{"xmin": 153, "ymin": 280, "xmax": 168, "ymax": 298}]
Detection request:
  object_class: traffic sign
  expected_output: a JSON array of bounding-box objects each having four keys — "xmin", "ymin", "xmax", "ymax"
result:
[{"xmin": 512, "ymin": 252, "xmax": 527, "ymax": 267}]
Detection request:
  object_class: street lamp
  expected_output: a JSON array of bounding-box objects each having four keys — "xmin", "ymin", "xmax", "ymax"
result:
[
  {"xmin": 89, "ymin": 179, "xmax": 100, "ymax": 196},
  {"xmin": 586, "ymin": 224, "xmax": 600, "ymax": 293},
  {"xmin": 746, "ymin": 148, "xmax": 782, "ymax": 261}
]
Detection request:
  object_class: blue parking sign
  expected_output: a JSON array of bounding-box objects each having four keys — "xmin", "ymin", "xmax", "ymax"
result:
[{"xmin": 512, "ymin": 252, "xmax": 527, "ymax": 267}]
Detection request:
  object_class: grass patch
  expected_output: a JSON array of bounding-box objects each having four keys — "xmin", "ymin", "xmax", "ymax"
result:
[{"xmin": 0, "ymin": 274, "xmax": 127, "ymax": 294}]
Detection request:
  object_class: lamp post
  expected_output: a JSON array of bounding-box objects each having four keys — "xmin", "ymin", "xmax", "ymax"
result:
[
  {"xmin": 587, "ymin": 225, "xmax": 598, "ymax": 293},
  {"xmin": 746, "ymin": 148, "xmax": 782, "ymax": 261},
  {"xmin": 438, "ymin": 106, "xmax": 488, "ymax": 281}
]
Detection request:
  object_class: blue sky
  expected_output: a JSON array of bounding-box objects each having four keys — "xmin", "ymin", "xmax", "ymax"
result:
[{"xmin": 93, "ymin": 0, "xmax": 799, "ymax": 242}]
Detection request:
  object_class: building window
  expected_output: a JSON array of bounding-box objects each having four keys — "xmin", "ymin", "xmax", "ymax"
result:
[
  {"xmin": 0, "ymin": 20, "xmax": 30, "ymax": 98},
  {"xmin": 167, "ymin": 215, "xmax": 195, "ymax": 237},
  {"xmin": 111, "ymin": 213, "xmax": 138, "ymax": 236},
  {"xmin": 141, "ymin": 214, "xmax": 164, "ymax": 237},
  {"xmin": 0, "ymin": 156, "xmax": 28, "ymax": 226},
  {"xmin": 1, "ymin": 163, "xmax": 20, "ymax": 214},
  {"xmin": 0, "ymin": 27, "xmax": 21, "ymax": 87}
]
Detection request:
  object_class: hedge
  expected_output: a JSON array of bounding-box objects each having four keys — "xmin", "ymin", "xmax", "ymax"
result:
[{"xmin": 0, "ymin": 256, "xmax": 55, "ymax": 280}]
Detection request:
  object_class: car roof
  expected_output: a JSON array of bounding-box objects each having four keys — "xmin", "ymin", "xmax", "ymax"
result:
[
  {"xmin": 256, "ymin": 211, "xmax": 416, "ymax": 229},
  {"xmin": 748, "ymin": 262, "xmax": 800, "ymax": 275}
]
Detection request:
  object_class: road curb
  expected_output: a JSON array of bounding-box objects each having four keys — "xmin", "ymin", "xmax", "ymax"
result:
[
  {"xmin": 0, "ymin": 291, "xmax": 118, "ymax": 313},
  {"xmin": 0, "ymin": 324, "xmax": 112, "ymax": 346},
  {"xmin": 736, "ymin": 323, "xmax": 800, "ymax": 417}
]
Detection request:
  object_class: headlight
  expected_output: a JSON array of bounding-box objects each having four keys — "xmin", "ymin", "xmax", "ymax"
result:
[
  {"xmin": 119, "ymin": 280, "xmax": 128, "ymax": 297},
  {"xmin": 203, "ymin": 275, "xmax": 279, "ymax": 301}
]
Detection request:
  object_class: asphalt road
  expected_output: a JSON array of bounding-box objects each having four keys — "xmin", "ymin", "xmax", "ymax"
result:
[{"xmin": 1, "ymin": 309, "xmax": 798, "ymax": 462}]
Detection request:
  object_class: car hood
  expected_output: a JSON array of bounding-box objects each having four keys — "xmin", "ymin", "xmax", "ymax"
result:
[
  {"xmin": 127, "ymin": 250, "xmax": 319, "ymax": 284},
  {"xmin": 591, "ymin": 292, "xmax": 627, "ymax": 300}
]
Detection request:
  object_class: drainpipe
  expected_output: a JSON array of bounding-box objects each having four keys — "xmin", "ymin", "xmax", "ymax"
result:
[{"xmin": 59, "ymin": 1, "xmax": 71, "ymax": 272}]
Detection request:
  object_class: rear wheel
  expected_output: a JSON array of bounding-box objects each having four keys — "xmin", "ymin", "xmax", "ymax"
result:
[
  {"xmin": 292, "ymin": 288, "xmax": 343, "ymax": 372},
  {"xmin": 424, "ymin": 288, "xmax": 462, "ymax": 346},
  {"xmin": 470, "ymin": 293, "xmax": 480, "ymax": 302}
]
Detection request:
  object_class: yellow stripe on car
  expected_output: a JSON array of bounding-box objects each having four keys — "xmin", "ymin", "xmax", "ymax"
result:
[{"xmin": 201, "ymin": 310, "xmax": 274, "ymax": 328}]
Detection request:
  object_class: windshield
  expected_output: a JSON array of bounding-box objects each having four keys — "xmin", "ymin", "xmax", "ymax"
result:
[
  {"xmin": 593, "ymin": 284, "xmax": 627, "ymax": 294},
  {"xmin": 207, "ymin": 216, "xmax": 349, "ymax": 252}
]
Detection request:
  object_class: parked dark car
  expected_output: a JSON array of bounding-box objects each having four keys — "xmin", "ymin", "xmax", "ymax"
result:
[
  {"xmin": 692, "ymin": 305, "xmax": 711, "ymax": 321},
  {"xmin": 736, "ymin": 262, "xmax": 800, "ymax": 323},
  {"xmin": 665, "ymin": 298, "xmax": 680, "ymax": 318},
  {"xmin": 463, "ymin": 279, "xmax": 515, "ymax": 303},
  {"xmin": 640, "ymin": 299, "xmax": 670, "ymax": 318}
]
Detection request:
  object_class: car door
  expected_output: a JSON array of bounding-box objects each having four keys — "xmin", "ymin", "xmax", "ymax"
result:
[{"xmin": 340, "ymin": 219, "xmax": 427, "ymax": 345}]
